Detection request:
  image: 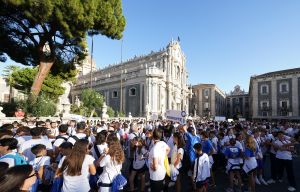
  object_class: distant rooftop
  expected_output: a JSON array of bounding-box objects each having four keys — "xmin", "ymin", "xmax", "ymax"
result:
[{"xmin": 251, "ymin": 67, "xmax": 300, "ymax": 79}]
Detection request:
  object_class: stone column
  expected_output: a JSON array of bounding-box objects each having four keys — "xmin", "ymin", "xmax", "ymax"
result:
[
  {"xmin": 271, "ymin": 80, "xmax": 277, "ymax": 116},
  {"xmin": 140, "ymin": 83, "xmax": 143, "ymax": 116},
  {"xmin": 211, "ymin": 88, "xmax": 216, "ymax": 117},
  {"xmin": 252, "ymin": 81, "xmax": 259, "ymax": 118},
  {"xmin": 199, "ymin": 89, "xmax": 202, "ymax": 117},
  {"xmin": 292, "ymin": 76, "xmax": 299, "ymax": 116}
]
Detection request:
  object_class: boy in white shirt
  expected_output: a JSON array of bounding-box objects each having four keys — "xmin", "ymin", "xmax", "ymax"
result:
[
  {"xmin": 193, "ymin": 143, "xmax": 211, "ymax": 192},
  {"xmin": 30, "ymin": 144, "xmax": 51, "ymax": 191}
]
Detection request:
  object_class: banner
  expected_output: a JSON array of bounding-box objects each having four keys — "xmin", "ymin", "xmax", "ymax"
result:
[{"xmin": 165, "ymin": 110, "xmax": 186, "ymax": 123}]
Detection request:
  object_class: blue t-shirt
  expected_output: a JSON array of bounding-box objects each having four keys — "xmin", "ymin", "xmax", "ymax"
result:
[
  {"xmin": 201, "ymin": 139, "xmax": 214, "ymax": 154},
  {"xmin": 244, "ymin": 147, "xmax": 256, "ymax": 158},
  {"xmin": 224, "ymin": 146, "xmax": 241, "ymax": 159}
]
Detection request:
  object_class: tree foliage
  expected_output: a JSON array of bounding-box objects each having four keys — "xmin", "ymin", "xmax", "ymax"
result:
[
  {"xmin": 107, "ymin": 106, "xmax": 115, "ymax": 117},
  {"xmin": 81, "ymin": 89, "xmax": 104, "ymax": 117},
  {"xmin": 8, "ymin": 66, "xmax": 76, "ymax": 101},
  {"xmin": 0, "ymin": 0, "xmax": 126, "ymax": 95}
]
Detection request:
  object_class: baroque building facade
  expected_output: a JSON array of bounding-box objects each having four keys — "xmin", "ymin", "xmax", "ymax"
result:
[
  {"xmin": 71, "ymin": 40, "xmax": 190, "ymax": 117},
  {"xmin": 226, "ymin": 85, "xmax": 250, "ymax": 119},
  {"xmin": 190, "ymin": 84, "xmax": 226, "ymax": 118},
  {"xmin": 249, "ymin": 68, "xmax": 300, "ymax": 120}
]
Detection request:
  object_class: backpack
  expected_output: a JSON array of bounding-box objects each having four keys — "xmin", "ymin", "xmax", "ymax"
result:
[
  {"xmin": 55, "ymin": 135, "xmax": 69, "ymax": 142},
  {"xmin": 70, "ymin": 134, "xmax": 89, "ymax": 142},
  {"xmin": 0, "ymin": 153, "xmax": 27, "ymax": 166}
]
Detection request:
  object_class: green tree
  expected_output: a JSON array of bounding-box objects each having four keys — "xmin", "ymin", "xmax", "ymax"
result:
[
  {"xmin": 0, "ymin": 0, "xmax": 126, "ymax": 96},
  {"xmin": 107, "ymin": 106, "xmax": 115, "ymax": 117},
  {"xmin": 81, "ymin": 89, "xmax": 104, "ymax": 117},
  {"xmin": 8, "ymin": 66, "xmax": 71, "ymax": 101}
]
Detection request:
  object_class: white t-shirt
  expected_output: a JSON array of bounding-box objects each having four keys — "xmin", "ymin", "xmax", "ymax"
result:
[
  {"xmin": 19, "ymin": 138, "xmax": 53, "ymax": 162},
  {"xmin": 92, "ymin": 143, "xmax": 108, "ymax": 159},
  {"xmin": 171, "ymin": 145, "xmax": 184, "ymax": 169},
  {"xmin": 53, "ymin": 135, "xmax": 69, "ymax": 149},
  {"xmin": 30, "ymin": 156, "xmax": 51, "ymax": 184},
  {"xmin": 15, "ymin": 135, "xmax": 32, "ymax": 147},
  {"xmin": 211, "ymin": 137, "xmax": 218, "ymax": 154},
  {"xmin": 98, "ymin": 155, "xmax": 122, "ymax": 184},
  {"xmin": 0, "ymin": 152, "xmax": 18, "ymax": 167},
  {"xmin": 149, "ymin": 141, "xmax": 168, "ymax": 181},
  {"xmin": 193, "ymin": 153, "xmax": 211, "ymax": 182},
  {"xmin": 67, "ymin": 126, "xmax": 76, "ymax": 136},
  {"xmin": 58, "ymin": 155, "xmax": 95, "ymax": 192},
  {"xmin": 275, "ymin": 139, "xmax": 292, "ymax": 160},
  {"xmin": 133, "ymin": 147, "xmax": 147, "ymax": 170}
]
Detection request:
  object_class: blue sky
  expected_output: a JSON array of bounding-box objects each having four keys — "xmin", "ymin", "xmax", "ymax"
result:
[{"xmin": 1, "ymin": 0, "xmax": 300, "ymax": 93}]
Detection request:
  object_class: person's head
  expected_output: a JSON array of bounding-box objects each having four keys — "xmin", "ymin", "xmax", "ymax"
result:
[
  {"xmin": 30, "ymin": 127, "xmax": 43, "ymax": 137},
  {"xmin": 0, "ymin": 138, "xmax": 18, "ymax": 155},
  {"xmin": 193, "ymin": 143, "xmax": 203, "ymax": 155},
  {"xmin": 0, "ymin": 165, "xmax": 37, "ymax": 192},
  {"xmin": 277, "ymin": 131, "xmax": 285, "ymax": 140},
  {"xmin": 36, "ymin": 121, "xmax": 45, "ymax": 128},
  {"xmin": 108, "ymin": 139, "xmax": 125, "ymax": 164},
  {"xmin": 235, "ymin": 133, "xmax": 243, "ymax": 141},
  {"xmin": 70, "ymin": 120, "xmax": 76, "ymax": 127},
  {"xmin": 0, "ymin": 124, "xmax": 14, "ymax": 132},
  {"xmin": 0, "ymin": 130, "xmax": 13, "ymax": 140},
  {"xmin": 152, "ymin": 128, "xmax": 163, "ymax": 141},
  {"xmin": 173, "ymin": 132, "xmax": 185, "ymax": 149},
  {"xmin": 50, "ymin": 121, "xmax": 57, "ymax": 129},
  {"xmin": 200, "ymin": 131, "xmax": 209, "ymax": 139},
  {"xmin": 187, "ymin": 126, "xmax": 196, "ymax": 136},
  {"xmin": 229, "ymin": 138, "xmax": 236, "ymax": 146},
  {"xmin": 58, "ymin": 124, "xmax": 68, "ymax": 134},
  {"xmin": 61, "ymin": 139, "xmax": 89, "ymax": 176},
  {"xmin": 209, "ymin": 131, "xmax": 216, "ymax": 139},
  {"xmin": 31, "ymin": 144, "xmax": 47, "ymax": 156},
  {"xmin": 245, "ymin": 135, "xmax": 256, "ymax": 152},
  {"xmin": 146, "ymin": 129, "xmax": 153, "ymax": 138},
  {"xmin": 131, "ymin": 122, "xmax": 138, "ymax": 133},
  {"xmin": 96, "ymin": 131, "xmax": 108, "ymax": 145},
  {"xmin": 253, "ymin": 129, "xmax": 261, "ymax": 138},
  {"xmin": 59, "ymin": 142, "xmax": 73, "ymax": 156},
  {"xmin": 76, "ymin": 121, "xmax": 86, "ymax": 132}
]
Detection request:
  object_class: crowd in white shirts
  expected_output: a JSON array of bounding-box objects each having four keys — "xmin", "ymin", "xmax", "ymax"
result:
[{"xmin": 0, "ymin": 118, "xmax": 299, "ymax": 192}]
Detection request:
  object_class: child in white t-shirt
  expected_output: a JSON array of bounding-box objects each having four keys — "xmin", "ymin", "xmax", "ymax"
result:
[
  {"xmin": 129, "ymin": 137, "xmax": 148, "ymax": 191},
  {"xmin": 30, "ymin": 144, "xmax": 51, "ymax": 190}
]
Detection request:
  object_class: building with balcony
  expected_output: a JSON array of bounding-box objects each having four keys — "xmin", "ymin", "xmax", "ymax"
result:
[
  {"xmin": 249, "ymin": 68, "xmax": 300, "ymax": 120},
  {"xmin": 190, "ymin": 84, "xmax": 226, "ymax": 118},
  {"xmin": 71, "ymin": 40, "xmax": 190, "ymax": 117},
  {"xmin": 226, "ymin": 85, "xmax": 250, "ymax": 119}
]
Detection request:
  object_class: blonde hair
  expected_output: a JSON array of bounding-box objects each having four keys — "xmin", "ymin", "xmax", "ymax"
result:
[{"xmin": 245, "ymin": 135, "xmax": 256, "ymax": 152}]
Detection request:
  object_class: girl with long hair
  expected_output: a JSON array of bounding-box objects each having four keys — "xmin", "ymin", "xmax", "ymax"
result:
[
  {"xmin": 97, "ymin": 138, "xmax": 125, "ymax": 192},
  {"xmin": 56, "ymin": 139, "xmax": 96, "ymax": 192},
  {"xmin": 0, "ymin": 164, "xmax": 37, "ymax": 192},
  {"xmin": 243, "ymin": 135, "xmax": 257, "ymax": 192},
  {"xmin": 129, "ymin": 137, "xmax": 148, "ymax": 192},
  {"xmin": 169, "ymin": 132, "xmax": 185, "ymax": 192}
]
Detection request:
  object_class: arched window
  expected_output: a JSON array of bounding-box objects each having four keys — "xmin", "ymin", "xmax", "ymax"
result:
[{"xmin": 129, "ymin": 87, "xmax": 136, "ymax": 96}]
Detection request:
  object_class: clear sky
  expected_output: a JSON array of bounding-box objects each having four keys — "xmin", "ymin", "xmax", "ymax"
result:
[{"xmin": 1, "ymin": 0, "xmax": 300, "ymax": 93}]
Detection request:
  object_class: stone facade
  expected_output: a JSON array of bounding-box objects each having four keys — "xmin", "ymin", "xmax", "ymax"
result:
[
  {"xmin": 226, "ymin": 85, "xmax": 250, "ymax": 119},
  {"xmin": 249, "ymin": 68, "xmax": 300, "ymax": 120},
  {"xmin": 0, "ymin": 76, "xmax": 24, "ymax": 103},
  {"xmin": 71, "ymin": 40, "xmax": 190, "ymax": 117},
  {"xmin": 190, "ymin": 84, "xmax": 226, "ymax": 118}
]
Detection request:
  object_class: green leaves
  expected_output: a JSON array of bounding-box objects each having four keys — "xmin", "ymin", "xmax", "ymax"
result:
[
  {"xmin": 0, "ymin": 0, "xmax": 126, "ymax": 95},
  {"xmin": 7, "ymin": 66, "xmax": 76, "ymax": 101}
]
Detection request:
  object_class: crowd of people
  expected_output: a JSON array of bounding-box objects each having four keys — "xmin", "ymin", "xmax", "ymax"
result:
[{"xmin": 0, "ymin": 117, "xmax": 299, "ymax": 192}]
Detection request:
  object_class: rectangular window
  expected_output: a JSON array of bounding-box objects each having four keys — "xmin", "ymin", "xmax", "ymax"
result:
[
  {"xmin": 112, "ymin": 91, "xmax": 118, "ymax": 98},
  {"xmin": 281, "ymin": 101, "xmax": 288, "ymax": 108},
  {"xmin": 261, "ymin": 86, "xmax": 268, "ymax": 94},
  {"xmin": 280, "ymin": 84, "xmax": 288, "ymax": 93},
  {"xmin": 262, "ymin": 111, "xmax": 268, "ymax": 116}
]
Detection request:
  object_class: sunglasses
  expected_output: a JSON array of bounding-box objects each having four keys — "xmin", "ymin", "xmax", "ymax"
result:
[{"xmin": 27, "ymin": 172, "xmax": 38, "ymax": 179}]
